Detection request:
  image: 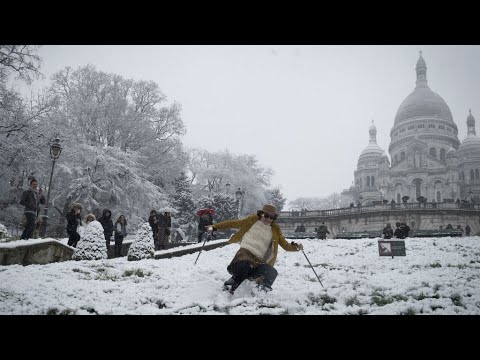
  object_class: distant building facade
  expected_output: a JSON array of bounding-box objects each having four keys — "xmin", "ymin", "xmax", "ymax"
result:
[{"xmin": 344, "ymin": 52, "xmax": 480, "ymax": 206}]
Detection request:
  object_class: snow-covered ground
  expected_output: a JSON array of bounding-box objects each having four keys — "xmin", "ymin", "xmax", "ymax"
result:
[{"xmin": 1, "ymin": 236, "xmax": 479, "ymax": 315}]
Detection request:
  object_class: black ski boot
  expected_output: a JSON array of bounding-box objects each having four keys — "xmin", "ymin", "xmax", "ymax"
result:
[
  {"xmin": 222, "ymin": 277, "xmax": 239, "ymax": 295},
  {"xmin": 257, "ymin": 284, "xmax": 273, "ymax": 293}
]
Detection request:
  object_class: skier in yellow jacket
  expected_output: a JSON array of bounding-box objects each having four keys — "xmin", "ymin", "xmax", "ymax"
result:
[{"xmin": 209, "ymin": 204, "xmax": 303, "ymax": 294}]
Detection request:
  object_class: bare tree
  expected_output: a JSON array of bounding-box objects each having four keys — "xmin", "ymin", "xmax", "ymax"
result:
[
  {"xmin": 186, "ymin": 148, "xmax": 273, "ymax": 213},
  {"xmin": 0, "ymin": 45, "xmax": 42, "ymax": 84}
]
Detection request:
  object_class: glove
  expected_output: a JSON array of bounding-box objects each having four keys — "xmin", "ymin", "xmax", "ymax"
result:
[{"xmin": 291, "ymin": 241, "xmax": 303, "ymax": 251}]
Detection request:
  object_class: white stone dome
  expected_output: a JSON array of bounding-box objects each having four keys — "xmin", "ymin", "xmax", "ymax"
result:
[
  {"xmin": 358, "ymin": 122, "xmax": 386, "ymax": 165},
  {"xmin": 394, "ymin": 52, "xmax": 454, "ymax": 125},
  {"xmin": 458, "ymin": 110, "xmax": 480, "ymax": 161}
]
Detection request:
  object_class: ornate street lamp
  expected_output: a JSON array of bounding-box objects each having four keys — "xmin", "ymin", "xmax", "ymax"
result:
[
  {"xmin": 235, "ymin": 187, "xmax": 244, "ymax": 218},
  {"xmin": 39, "ymin": 138, "xmax": 62, "ymax": 238},
  {"xmin": 226, "ymin": 181, "xmax": 230, "ymax": 195}
]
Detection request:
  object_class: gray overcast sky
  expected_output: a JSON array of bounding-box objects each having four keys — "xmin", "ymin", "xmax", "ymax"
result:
[{"xmin": 27, "ymin": 45, "xmax": 480, "ymax": 203}]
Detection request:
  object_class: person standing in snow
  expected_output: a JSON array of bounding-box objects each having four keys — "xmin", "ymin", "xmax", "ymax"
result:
[
  {"xmin": 208, "ymin": 204, "xmax": 303, "ymax": 294},
  {"xmin": 66, "ymin": 203, "xmax": 83, "ymax": 247},
  {"xmin": 395, "ymin": 222, "xmax": 410, "ymax": 239},
  {"xmin": 316, "ymin": 222, "xmax": 330, "ymax": 240},
  {"xmin": 457, "ymin": 224, "xmax": 464, "ymax": 235},
  {"xmin": 383, "ymin": 223, "xmax": 394, "ymax": 239},
  {"xmin": 155, "ymin": 211, "xmax": 171, "ymax": 250},
  {"xmin": 148, "ymin": 210, "xmax": 160, "ymax": 250},
  {"xmin": 114, "ymin": 215, "xmax": 127, "ymax": 257},
  {"xmin": 20, "ymin": 178, "xmax": 46, "ymax": 240},
  {"xmin": 465, "ymin": 224, "xmax": 471, "ymax": 236},
  {"xmin": 98, "ymin": 209, "xmax": 114, "ymax": 251}
]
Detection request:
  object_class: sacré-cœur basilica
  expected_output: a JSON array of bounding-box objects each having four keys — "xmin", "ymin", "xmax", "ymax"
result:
[{"xmin": 277, "ymin": 52, "xmax": 480, "ymax": 238}]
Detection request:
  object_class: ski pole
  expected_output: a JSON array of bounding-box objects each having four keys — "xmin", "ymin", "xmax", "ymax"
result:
[
  {"xmin": 194, "ymin": 230, "xmax": 211, "ymax": 265},
  {"xmin": 301, "ymin": 249, "xmax": 324, "ymax": 287}
]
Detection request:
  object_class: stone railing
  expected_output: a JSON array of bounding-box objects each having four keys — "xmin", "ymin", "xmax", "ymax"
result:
[{"xmin": 281, "ymin": 202, "xmax": 480, "ymax": 218}]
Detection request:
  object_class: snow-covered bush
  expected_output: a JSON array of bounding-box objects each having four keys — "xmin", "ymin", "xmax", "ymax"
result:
[
  {"xmin": 72, "ymin": 220, "xmax": 107, "ymax": 260},
  {"xmin": 127, "ymin": 222, "xmax": 155, "ymax": 261}
]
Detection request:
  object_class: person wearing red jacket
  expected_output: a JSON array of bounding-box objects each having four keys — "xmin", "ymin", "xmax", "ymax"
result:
[{"xmin": 197, "ymin": 207, "xmax": 214, "ymax": 243}]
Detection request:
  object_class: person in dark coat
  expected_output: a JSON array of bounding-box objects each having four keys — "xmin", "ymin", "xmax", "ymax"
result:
[
  {"xmin": 20, "ymin": 178, "xmax": 46, "ymax": 240},
  {"xmin": 114, "ymin": 215, "xmax": 127, "ymax": 257},
  {"xmin": 383, "ymin": 223, "xmax": 394, "ymax": 239},
  {"xmin": 465, "ymin": 224, "xmax": 471, "ymax": 236},
  {"xmin": 66, "ymin": 203, "xmax": 83, "ymax": 247},
  {"xmin": 156, "ymin": 211, "xmax": 171, "ymax": 250},
  {"xmin": 393, "ymin": 222, "xmax": 402, "ymax": 238},
  {"xmin": 149, "ymin": 210, "xmax": 160, "ymax": 250},
  {"xmin": 98, "ymin": 209, "xmax": 114, "ymax": 251},
  {"xmin": 457, "ymin": 225, "xmax": 464, "ymax": 235},
  {"xmin": 446, "ymin": 223, "xmax": 453, "ymax": 229},
  {"xmin": 401, "ymin": 222, "xmax": 411, "ymax": 238},
  {"xmin": 395, "ymin": 222, "xmax": 410, "ymax": 239},
  {"xmin": 316, "ymin": 222, "xmax": 330, "ymax": 240}
]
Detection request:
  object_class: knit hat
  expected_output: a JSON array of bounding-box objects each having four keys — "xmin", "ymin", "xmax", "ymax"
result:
[{"xmin": 259, "ymin": 204, "xmax": 278, "ymax": 215}]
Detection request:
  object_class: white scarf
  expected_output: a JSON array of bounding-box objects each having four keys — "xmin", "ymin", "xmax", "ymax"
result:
[{"xmin": 240, "ymin": 220, "xmax": 273, "ymax": 262}]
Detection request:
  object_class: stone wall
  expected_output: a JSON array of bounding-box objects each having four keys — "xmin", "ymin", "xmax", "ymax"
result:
[
  {"xmin": 0, "ymin": 241, "xmax": 74, "ymax": 266},
  {"xmin": 0, "ymin": 239, "xmax": 225, "ymax": 266},
  {"xmin": 277, "ymin": 204, "xmax": 480, "ymax": 238}
]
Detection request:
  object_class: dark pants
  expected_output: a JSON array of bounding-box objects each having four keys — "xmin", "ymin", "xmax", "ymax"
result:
[
  {"xmin": 228, "ymin": 261, "xmax": 278, "ymax": 291},
  {"xmin": 105, "ymin": 233, "xmax": 112, "ymax": 251},
  {"xmin": 115, "ymin": 235, "xmax": 124, "ymax": 257},
  {"xmin": 67, "ymin": 231, "xmax": 80, "ymax": 247},
  {"xmin": 21, "ymin": 213, "xmax": 36, "ymax": 240}
]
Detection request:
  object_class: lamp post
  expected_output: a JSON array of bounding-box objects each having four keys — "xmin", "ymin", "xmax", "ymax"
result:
[
  {"xmin": 235, "ymin": 187, "xmax": 245, "ymax": 218},
  {"xmin": 39, "ymin": 138, "xmax": 62, "ymax": 238},
  {"xmin": 226, "ymin": 181, "xmax": 230, "ymax": 195}
]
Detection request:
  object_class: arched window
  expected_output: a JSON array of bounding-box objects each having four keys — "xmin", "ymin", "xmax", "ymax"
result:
[
  {"xmin": 434, "ymin": 180, "xmax": 442, "ymax": 202},
  {"xmin": 401, "ymin": 152, "xmax": 406, "ymax": 161},
  {"xmin": 414, "ymin": 179, "xmax": 423, "ymax": 199},
  {"xmin": 430, "ymin": 147, "xmax": 436, "ymax": 158},
  {"xmin": 476, "ymin": 169, "xmax": 479, "ymax": 179},
  {"xmin": 440, "ymin": 148, "xmax": 446, "ymax": 162},
  {"xmin": 462, "ymin": 171, "xmax": 465, "ymax": 181},
  {"xmin": 471, "ymin": 169, "xmax": 475, "ymax": 181},
  {"xmin": 371, "ymin": 176, "xmax": 375, "ymax": 187},
  {"xmin": 397, "ymin": 193, "xmax": 401, "ymax": 203},
  {"xmin": 367, "ymin": 176, "xmax": 370, "ymax": 187}
]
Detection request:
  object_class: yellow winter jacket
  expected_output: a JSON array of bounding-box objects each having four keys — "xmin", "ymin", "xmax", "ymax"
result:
[{"xmin": 213, "ymin": 214, "xmax": 299, "ymax": 266}]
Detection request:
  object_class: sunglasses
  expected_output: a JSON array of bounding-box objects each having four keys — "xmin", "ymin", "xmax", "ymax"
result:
[{"xmin": 263, "ymin": 213, "xmax": 277, "ymax": 221}]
